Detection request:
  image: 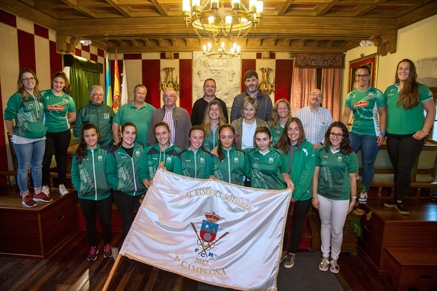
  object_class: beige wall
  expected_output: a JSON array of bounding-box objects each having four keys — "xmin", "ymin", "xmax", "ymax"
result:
[{"xmin": 342, "ymin": 14, "xmax": 437, "ymax": 115}]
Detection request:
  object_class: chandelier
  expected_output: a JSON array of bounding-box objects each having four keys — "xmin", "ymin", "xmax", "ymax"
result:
[
  {"xmin": 183, "ymin": 0, "xmax": 263, "ymax": 41},
  {"xmin": 203, "ymin": 41, "xmax": 241, "ymax": 58}
]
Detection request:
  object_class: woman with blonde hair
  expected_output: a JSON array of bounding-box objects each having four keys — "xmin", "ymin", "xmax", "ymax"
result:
[
  {"xmin": 269, "ymin": 98, "xmax": 292, "ymax": 146},
  {"xmin": 231, "ymin": 96, "xmax": 268, "ymax": 150},
  {"xmin": 201, "ymin": 100, "xmax": 227, "ymax": 152}
]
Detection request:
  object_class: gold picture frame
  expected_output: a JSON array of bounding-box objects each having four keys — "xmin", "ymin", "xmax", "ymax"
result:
[{"xmin": 349, "ymin": 54, "xmax": 378, "ymax": 92}]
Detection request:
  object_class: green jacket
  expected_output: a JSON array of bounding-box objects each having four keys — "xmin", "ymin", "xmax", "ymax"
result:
[
  {"xmin": 212, "ymin": 146, "xmax": 248, "ymax": 185},
  {"xmin": 203, "ymin": 128, "xmax": 219, "ymax": 152},
  {"xmin": 71, "ymin": 145, "xmax": 111, "ymax": 200},
  {"xmin": 107, "ymin": 143, "xmax": 146, "ymax": 196},
  {"xmin": 138, "ymin": 143, "xmax": 182, "ymax": 181},
  {"xmin": 4, "ymin": 92, "xmax": 47, "ymax": 138},
  {"xmin": 180, "ymin": 147, "xmax": 213, "ymax": 179},
  {"xmin": 286, "ymin": 140, "xmax": 315, "ymax": 201},
  {"xmin": 74, "ymin": 102, "xmax": 115, "ymax": 147}
]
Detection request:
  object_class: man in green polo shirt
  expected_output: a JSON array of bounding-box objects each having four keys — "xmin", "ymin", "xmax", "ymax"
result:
[{"xmin": 112, "ymin": 84, "xmax": 156, "ymax": 146}]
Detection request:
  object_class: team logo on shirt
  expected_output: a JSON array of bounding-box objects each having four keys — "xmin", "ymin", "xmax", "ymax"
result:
[
  {"xmin": 233, "ymin": 157, "xmax": 239, "ymax": 164},
  {"xmin": 337, "ymin": 156, "xmax": 343, "ymax": 162},
  {"xmin": 269, "ymin": 157, "xmax": 274, "ymax": 164},
  {"xmin": 167, "ymin": 157, "xmax": 172, "ymax": 163},
  {"xmin": 98, "ymin": 155, "xmax": 103, "ymax": 162},
  {"xmin": 135, "ymin": 150, "xmax": 141, "ymax": 157},
  {"xmin": 191, "ymin": 212, "xmax": 229, "ymax": 259},
  {"xmin": 353, "ymin": 101, "xmax": 369, "ymax": 108},
  {"xmin": 47, "ymin": 105, "xmax": 65, "ymax": 111},
  {"xmin": 368, "ymin": 93, "xmax": 373, "ymax": 98},
  {"xmin": 104, "ymin": 113, "xmax": 110, "ymax": 119},
  {"xmin": 200, "ymin": 157, "xmax": 205, "ymax": 164}
]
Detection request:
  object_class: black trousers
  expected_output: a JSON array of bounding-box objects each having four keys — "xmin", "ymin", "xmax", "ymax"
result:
[
  {"xmin": 78, "ymin": 196, "xmax": 112, "ymax": 246},
  {"xmin": 283, "ymin": 199, "xmax": 311, "ymax": 253},
  {"xmin": 42, "ymin": 130, "xmax": 71, "ymax": 185},
  {"xmin": 386, "ymin": 133, "xmax": 425, "ymax": 201},
  {"xmin": 113, "ymin": 190, "xmax": 142, "ymax": 238}
]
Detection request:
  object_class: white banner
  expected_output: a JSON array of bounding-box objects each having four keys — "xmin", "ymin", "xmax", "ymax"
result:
[{"xmin": 120, "ymin": 170, "xmax": 292, "ymax": 290}]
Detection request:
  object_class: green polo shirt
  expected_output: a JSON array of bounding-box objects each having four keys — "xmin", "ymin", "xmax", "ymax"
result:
[
  {"xmin": 113, "ymin": 101, "xmax": 156, "ymax": 146},
  {"xmin": 315, "ymin": 147, "xmax": 358, "ymax": 200},
  {"xmin": 384, "ymin": 83, "xmax": 433, "ymax": 135}
]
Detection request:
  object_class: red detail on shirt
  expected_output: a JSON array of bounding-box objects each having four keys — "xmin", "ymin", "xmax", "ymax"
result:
[
  {"xmin": 354, "ymin": 101, "xmax": 369, "ymax": 108},
  {"xmin": 47, "ymin": 105, "xmax": 65, "ymax": 111}
]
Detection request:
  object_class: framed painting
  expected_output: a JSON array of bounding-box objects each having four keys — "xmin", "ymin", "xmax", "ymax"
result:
[{"xmin": 349, "ymin": 54, "xmax": 378, "ymax": 91}]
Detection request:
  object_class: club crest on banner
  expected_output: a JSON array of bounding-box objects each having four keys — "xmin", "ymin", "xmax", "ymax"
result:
[{"xmin": 191, "ymin": 212, "xmax": 229, "ymax": 258}]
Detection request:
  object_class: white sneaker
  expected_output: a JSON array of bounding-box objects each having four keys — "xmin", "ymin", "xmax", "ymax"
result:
[
  {"xmin": 59, "ymin": 185, "xmax": 69, "ymax": 196},
  {"xmin": 42, "ymin": 185, "xmax": 50, "ymax": 196}
]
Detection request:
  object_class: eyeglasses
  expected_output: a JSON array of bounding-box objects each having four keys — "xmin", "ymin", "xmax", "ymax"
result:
[
  {"xmin": 21, "ymin": 77, "xmax": 35, "ymax": 82},
  {"xmin": 330, "ymin": 132, "xmax": 344, "ymax": 137},
  {"xmin": 92, "ymin": 93, "xmax": 104, "ymax": 97},
  {"xmin": 310, "ymin": 93, "xmax": 322, "ymax": 97},
  {"xmin": 355, "ymin": 74, "xmax": 369, "ymax": 78}
]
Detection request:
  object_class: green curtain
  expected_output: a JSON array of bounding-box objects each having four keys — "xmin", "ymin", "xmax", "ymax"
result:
[{"xmin": 69, "ymin": 67, "xmax": 100, "ymax": 110}]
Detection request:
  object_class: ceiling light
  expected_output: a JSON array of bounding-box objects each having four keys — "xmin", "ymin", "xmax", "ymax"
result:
[
  {"xmin": 203, "ymin": 41, "xmax": 241, "ymax": 58},
  {"xmin": 183, "ymin": 0, "xmax": 263, "ymax": 41},
  {"xmin": 360, "ymin": 40, "xmax": 373, "ymax": 46},
  {"xmin": 80, "ymin": 40, "xmax": 92, "ymax": 46}
]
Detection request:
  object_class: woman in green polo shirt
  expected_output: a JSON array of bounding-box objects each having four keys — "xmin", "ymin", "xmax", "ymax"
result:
[
  {"xmin": 312, "ymin": 121, "xmax": 358, "ymax": 274},
  {"xmin": 383, "ymin": 59, "xmax": 435, "ymax": 215}
]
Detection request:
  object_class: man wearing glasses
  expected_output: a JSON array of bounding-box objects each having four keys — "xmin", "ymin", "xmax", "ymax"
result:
[
  {"xmin": 74, "ymin": 85, "xmax": 115, "ymax": 149},
  {"xmin": 147, "ymin": 88, "xmax": 191, "ymax": 149},
  {"xmin": 295, "ymin": 89, "xmax": 333, "ymax": 149}
]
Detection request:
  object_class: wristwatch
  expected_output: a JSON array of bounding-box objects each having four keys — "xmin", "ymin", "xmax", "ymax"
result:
[{"xmin": 380, "ymin": 132, "xmax": 386, "ymax": 137}]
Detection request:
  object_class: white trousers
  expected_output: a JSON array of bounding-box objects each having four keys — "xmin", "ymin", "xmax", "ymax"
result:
[{"xmin": 318, "ymin": 194, "xmax": 349, "ymax": 260}]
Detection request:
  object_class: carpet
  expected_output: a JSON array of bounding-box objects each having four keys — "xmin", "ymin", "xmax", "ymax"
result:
[{"xmin": 197, "ymin": 250, "xmax": 344, "ymax": 290}]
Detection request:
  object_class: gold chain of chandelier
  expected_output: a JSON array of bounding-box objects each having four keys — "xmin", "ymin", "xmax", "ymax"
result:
[{"xmin": 183, "ymin": 0, "xmax": 263, "ymax": 42}]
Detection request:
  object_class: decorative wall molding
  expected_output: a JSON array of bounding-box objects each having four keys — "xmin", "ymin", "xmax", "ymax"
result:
[{"xmin": 294, "ymin": 54, "xmax": 345, "ymax": 69}]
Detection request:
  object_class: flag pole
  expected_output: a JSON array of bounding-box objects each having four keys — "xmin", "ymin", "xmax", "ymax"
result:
[{"xmin": 102, "ymin": 253, "xmax": 123, "ymax": 291}]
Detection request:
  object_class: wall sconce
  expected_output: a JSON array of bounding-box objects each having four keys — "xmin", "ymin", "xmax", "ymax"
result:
[
  {"xmin": 258, "ymin": 67, "xmax": 275, "ymax": 95},
  {"xmin": 360, "ymin": 40, "xmax": 373, "ymax": 46},
  {"xmin": 80, "ymin": 40, "xmax": 92, "ymax": 46},
  {"xmin": 159, "ymin": 67, "xmax": 180, "ymax": 91}
]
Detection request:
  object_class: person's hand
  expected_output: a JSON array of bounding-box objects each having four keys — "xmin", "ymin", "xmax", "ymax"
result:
[
  {"xmin": 210, "ymin": 146, "xmax": 219, "ymax": 156},
  {"xmin": 209, "ymin": 175, "xmax": 218, "ymax": 181},
  {"xmin": 348, "ymin": 198, "xmax": 356, "ymax": 213},
  {"xmin": 143, "ymin": 179, "xmax": 152, "ymax": 188},
  {"xmin": 413, "ymin": 130, "xmax": 428, "ymax": 140},
  {"xmin": 286, "ymin": 181, "xmax": 294, "ymax": 191},
  {"xmin": 157, "ymin": 161, "xmax": 167, "ymax": 171},
  {"xmin": 377, "ymin": 135, "xmax": 385, "ymax": 146},
  {"xmin": 312, "ymin": 196, "xmax": 320, "ymax": 209}
]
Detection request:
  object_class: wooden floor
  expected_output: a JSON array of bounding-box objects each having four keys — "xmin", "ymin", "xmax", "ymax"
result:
[
  {"xmin": 0, "ymin": 228, "xmax": 394, "ymax": 291},
  {"xmin": 1, "ymin": 186, "xmax": 436, "ymax": 290}
]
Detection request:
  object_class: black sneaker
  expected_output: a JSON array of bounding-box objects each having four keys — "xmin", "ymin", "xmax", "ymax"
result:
[
  {"xmin": 384, "ymin": 198, "xmax": 396, "ymax": 208},
  {"xmin": 395, "ymin": 201, "xmax": 409, "ymax": 215}
]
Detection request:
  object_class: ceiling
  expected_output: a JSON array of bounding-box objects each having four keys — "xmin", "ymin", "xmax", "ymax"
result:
[{"xmin": 1, "ymin": 0, "xmax": 437, "ymax": 55}]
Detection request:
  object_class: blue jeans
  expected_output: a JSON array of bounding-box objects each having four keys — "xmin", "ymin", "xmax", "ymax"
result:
[
  {"xmin": 349, "ymin": 132, "xmax": 379, "ymax": 192},
  {"xmin": 13, "ymin": 139, "xmax": 45, "ymax": 195},
  {"xmin": 386, "ymin": 133, "xmax": 424, "ymax": 201}
]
